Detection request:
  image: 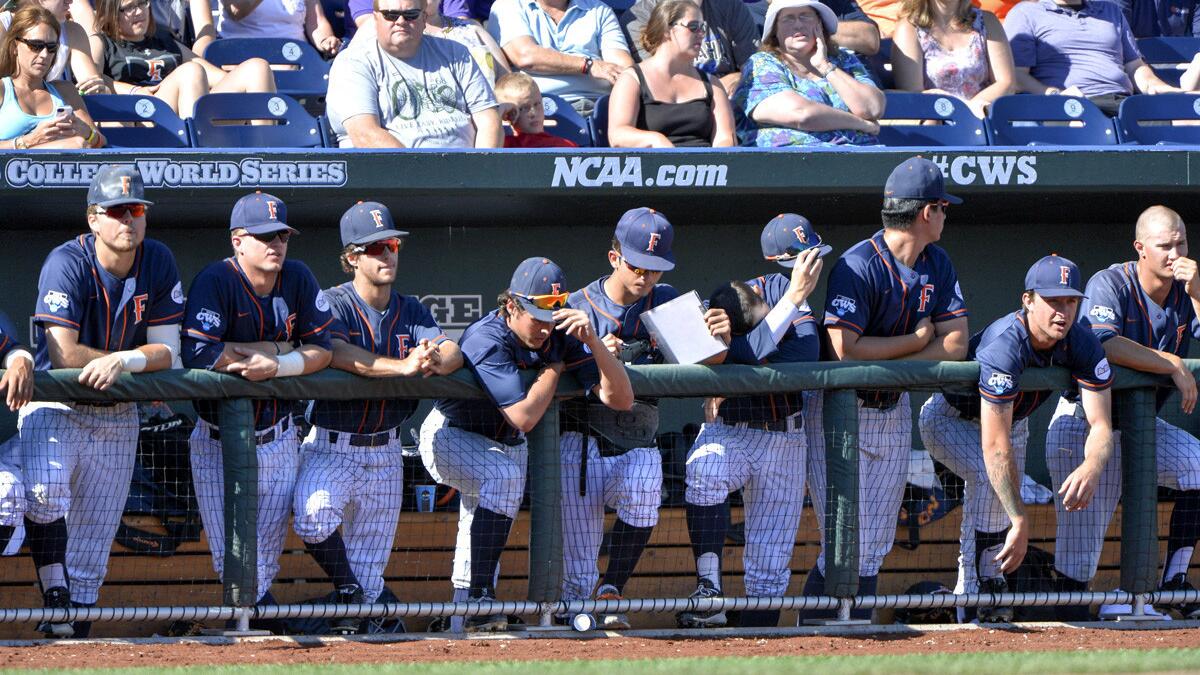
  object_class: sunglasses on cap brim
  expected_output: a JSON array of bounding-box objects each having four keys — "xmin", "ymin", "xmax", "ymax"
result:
[
  {"xmin": 767, "ymin": 234, "xmax": 827, "ymax": 261},
  {"xmin": 515, "ymin": 291, "xmax": 569, "ymax": 311}
]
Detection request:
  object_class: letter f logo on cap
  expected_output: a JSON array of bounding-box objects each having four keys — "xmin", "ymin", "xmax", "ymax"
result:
[
  {"xmin": 551, "ymin": 282, "xmax": 562, "ymax": 295},
  {"xmin": 120, "ymin": 176, "xmax": 131, "ymax": 196},
  {"xmin": 266, "ymin": 200, "xmax": 278, "ymax": 220},
  {"xmin": 647, "ymin": 232, "xmax": 661, "ymax": 252},
  {"xmin": 793, "ymin": 226, "xmax": 808, "ymax": 244},
  {"xmin": 1060, "ymin": 266, "xmax": 1071, "ymax": 285},
  {"xmin": 370, "ymin": 209, "xmax": 384, "ymax": 228}
]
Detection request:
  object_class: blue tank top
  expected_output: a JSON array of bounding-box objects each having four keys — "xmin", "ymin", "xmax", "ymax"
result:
[{"xmin": 0, "ymin": 77, "xmax": 66, "ymax": 141}]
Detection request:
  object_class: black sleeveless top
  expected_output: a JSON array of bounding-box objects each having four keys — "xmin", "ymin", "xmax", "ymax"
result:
[
  {"xmin": 633, "ymin": 65, "xmax": 715, "ymax": 148},
  {"xmin": 100, "ymin": 32, "xmax": 184, "ymax": 85}
]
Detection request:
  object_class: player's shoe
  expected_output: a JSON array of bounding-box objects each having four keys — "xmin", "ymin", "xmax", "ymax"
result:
[
  {"xmin": 465, "ymin": 589, "xmax": 508, "ymax": 633},
  {"xmin": 330, "ymin": 584, "xmax": 364, "ymax": 635},
  {"xmin": 676, "ymin": 578, "xmax": 727, "ymax": 628},
  {"xmin": 37, "ymin": 586, "xmax": 75, "ymax": 638},
  {"xmin": 594, "ymin": 583, "xmax": 631, "ymax": 630},
  {"xmin": 976, "ymin": 577, "xmax": 1013, "ymax": 623},
  {"xmin": 1159, "ymin": 574, "xmax": 1200, "ymax": 620}
]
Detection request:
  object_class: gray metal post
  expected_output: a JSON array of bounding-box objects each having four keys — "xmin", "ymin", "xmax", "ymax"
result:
[{"xmin": 218, "ymin": 398, "xmax": 258, "ymax": 607}]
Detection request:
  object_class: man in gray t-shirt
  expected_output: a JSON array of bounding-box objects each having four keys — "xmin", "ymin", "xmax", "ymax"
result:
[{"xmin": 327, "ymin": 0, "xmax": 503, "ymax": 148}]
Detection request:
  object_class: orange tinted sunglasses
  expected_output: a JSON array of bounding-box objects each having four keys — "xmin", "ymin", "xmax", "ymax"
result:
[{"xmin": 517, "ymin": 292, "xmax": 569, "ymax": 311}]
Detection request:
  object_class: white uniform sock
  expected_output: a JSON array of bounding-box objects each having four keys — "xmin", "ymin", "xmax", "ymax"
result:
[
  {"xmin": 1164, "ymin": 546, "xmax": 1195, "ymax": 582},
  {"xmin": 697, "ymin": 552, "xmax": 721, "ymax": 590},
  {"xmin": 37, "ymin": 563, "xmax": 66, "ymax": 591}
]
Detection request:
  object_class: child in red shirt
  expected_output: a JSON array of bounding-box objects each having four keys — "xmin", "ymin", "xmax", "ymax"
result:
[{"xmin": 496, "ymin": 73, "xmax": 579, "ymax": 149}]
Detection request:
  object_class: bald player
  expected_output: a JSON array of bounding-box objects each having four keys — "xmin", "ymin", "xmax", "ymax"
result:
[
  {"xmin": 22, "ymin": 164, "xmax": 184, "ymax": 638},
  {"xmin": 921, "ymin": 255, "xmax": 1114, "ymax": 622},
  {"xmin": 183, "ymin": 192, "xmax": 334, "ymax": 614},
  {"xmin": 802, "ymin": 157, "xmax": 969, "ymax": 622},
  {"xmin": 1047, "ymin": 206, "xmax": 1200, "ymax": 620}
]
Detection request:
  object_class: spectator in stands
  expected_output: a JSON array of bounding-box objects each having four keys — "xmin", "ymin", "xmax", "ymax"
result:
[
  {"xmin": 743, "ymin": 0, "xmax": 882, "ymax": 51},
  {"xmin": 621, "ymin": 0, "xmax": 760, "ymax": 91},
  {"xmin": 1119, "ymin": 0, "xmax": 1197, "ymax": 37},
  {"xmin": 1, "ymin": 6, "xmax": 104, "ymax": 149},
  {"xmin": 495, "ymin": 71, "xmax": 577, "ymax": 146},
  {"xmin": 326, "ymin": 0, "xmax": 503, "ymax": 147},
  {"xmin": 487, "ymin": 0, "xmax": 633, "ymax": 115},
  {"xmin": 608, "ymin": 0, "xmax": 735, "ymax": 147},
  {"xmin": 150, "ymin": 0, "xmax": 215, "ymax": 54},
  {"xmin": 216, "ymin": 0, "xmax": 341, "ymax": 57},
  {"xmin": 0, "ymin": 0, "xmax": 113, "ymax": 94},
  {"xmin": 425, "ymin": 0, "xmax": 509, "ymax": 85},
  {"xmin": 90, "ymin": 0, "xmax": 277, "ymax": 119},
  {"xmin": 891, "ymin": 0, "xmax": 1015, "ymax": 117},
  {"xmin": 1006, "ymin": 0, "xmax": 1193, "ymax": 116},
  {"xmin": 733, "ymin": 0, "xmax": 884, "ymax": 146}
]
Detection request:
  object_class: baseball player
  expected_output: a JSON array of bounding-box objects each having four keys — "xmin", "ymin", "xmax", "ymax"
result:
[
  {"xmin": 295, "ymin": 201, "xmax": 462, "ymax": 634},
  {"xmin": 1046, "ymin": 205, "xmax": 1200, "ymax": 620},
  {"xmin": 560, "ymin": 207, "xmax": 729, "ymax": 630},
  {"xmin": 675, "ymin": 214, "xmax": 828, "ymax": 629},
  {"xmin": 801, "ymin": 157, "xmax": 969, "ymax": 622},
  {"xmin": 919, "ymin": 254, "xmax": 1114, "ymax": 622},
  {"xmin": 0, "ymin": 310, "xmax": 34, "ymax": 554},
  {"xmin": 419, "ymin": 257, "xmax": 633, "ymax": 632},
  {"xmin": 182, "ymin": 192, "xmax": 334, "ymax": 614},
  {"xmin": 22, "ymin": 164, "xmax": 184, "ymax": 638}
]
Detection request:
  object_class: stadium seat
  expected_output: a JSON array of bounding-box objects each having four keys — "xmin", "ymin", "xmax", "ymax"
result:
[
  {"xmin": 85, "ymin": 94, "xmax": 191, "ymax": 148},
  {"xmin": 188, "ymin": 93, "xmax": 325, "ymax": 148},
  {"xmin": 542, "ymin": 93, "xmax": 592, "ymax": 147},
  {"xmin": 589, "ymin": 94, "xmax": 610, "ymax": 147},
  {"xmin": 203, "ymin": 38, "xmax": 331, "ymax": 99},
  {"xmin": 1116, "ymin": 93, "xmax": 1200, "ymax": 144},
  {"xmin": 863, "ymin": 37, "xmax": 894, "ymax": 90},
  {"xmin": 986, "ymin": 94, "xmax": 1117, "ymax": 146},
  {"xmin": 877, "ymin": 92, "xmax": 987, "ymax": 146},
  {"xmin": 1135, "ymin": 36, "xmax": 1200, "ymax": 87}
]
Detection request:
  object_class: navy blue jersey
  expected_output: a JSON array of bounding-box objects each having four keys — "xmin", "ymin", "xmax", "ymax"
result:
[
  {"xmin": 182, "ymin": 257, "xmax": 334, "ymax": 430},
  {"xmin": 947, "ymin": 311, "xmax": 1113, "ymax": 421},
  {"xmin": 33, "ymin": 234, "xmax": 184, "ymax": 370},
  {"xmin": 719, "ymin": 272, "xmax": 820, "ymax": 423},
  {"xmin": 1080, "ymin": 261, "xmax": 1200, "ymax": 410},
  {"xmin": 436, "ymin": 310, "xmax": 598, "ymax": 445},
  {"xmin": 567, "ymin": 277, "xmax": 679, "ymax": 365},
  {"xmin": 0, "ymin": 310, "xmax": 27, "ymax": 362},
  {"xmin": 308, "ymin": 282, "xmax": 449, "ymax": 433}
]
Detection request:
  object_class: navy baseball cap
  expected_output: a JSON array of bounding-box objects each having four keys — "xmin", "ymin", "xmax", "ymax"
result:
[
  {"xmin": 883, "ymin": 157, "xmax": 962, "ymax": 204},
  {"xmin": 1025, "ymin": 254, "xmax": 1086, "ymax": 298},
  {"xmin": 340, "ymin": 201, "xmax": 409, "ymax": 246},
  {"xmin": 761, "ymin": 213, "xmax": 832, "ymax": 268},
  {"xmin": 88, "ymin": 164, "xmax": 153, "ymax": 208},
  {"xmin": 614, "ymin": 207, "xmax": 676, "ymax": 272},
  {"xmin": 509, "ymin": 257, "xmax": 568, "ymax": 322},
  {"xmin": 230, "ymin": 191, "xmax": 296, "ymax": 235}
]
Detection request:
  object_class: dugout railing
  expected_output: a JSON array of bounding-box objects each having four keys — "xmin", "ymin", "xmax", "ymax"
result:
[{"xmin": 1, "ymin": 360, "xmax": 1198, "ymax": 633}]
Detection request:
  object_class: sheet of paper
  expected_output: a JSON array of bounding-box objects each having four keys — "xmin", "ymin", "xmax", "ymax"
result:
[{"xmin": 640, "ymin": 290, "xmax": 726, "ymax": 365}]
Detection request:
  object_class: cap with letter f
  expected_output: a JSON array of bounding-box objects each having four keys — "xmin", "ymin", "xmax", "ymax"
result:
[
  {"xmin": 340, "ymin": 201, "xmax": 409, "ymax": 246},
  {"xmin": 761, "ymin": 213, "xmax": 833, "ymax": 268},
  {"xmin": 615, "ymin": 207, "xmax": 676, "ymax": 272},
  {"xmin": 1025, "ymin": 254, "xmax": 1086, "ymax": 298},
  {"xmin": 509, "ymin": 257, "xmax": 568, "ymax": 322},
  {"xmin": 230, "ymin": 191, "xmax": 297, "ymax": 235},
  {"xmin": 88, "ymin": 164, "xmax": 153, "ymax": 207}
]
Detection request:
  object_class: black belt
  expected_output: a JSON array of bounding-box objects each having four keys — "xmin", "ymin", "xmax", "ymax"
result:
[
  {"xmin": 327, "ymin": 427, "xmax": 402, "ymax": 448},
  {"xmin": 208, "ymin": 417, "xmax": 291, "ymax": 444}
]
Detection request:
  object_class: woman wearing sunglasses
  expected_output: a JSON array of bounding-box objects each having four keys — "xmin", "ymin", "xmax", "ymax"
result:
[
  {"xmin": 0, "ymin": 0, "xmax": 113, "ymax": 95},
  {"xmin": 732, "ymin": 0, "xmax": 884, "ymax": 147},
  {"xmin": 608, "ymin": 0, "xmax": 734, "ymax": 147},
  {"xmin": 1, "ymin": 5, "xmax": 104, "ymax": 149},
  {"xmin": 88, "ymin": 0, "xmax": 276, "ymax": 119}
]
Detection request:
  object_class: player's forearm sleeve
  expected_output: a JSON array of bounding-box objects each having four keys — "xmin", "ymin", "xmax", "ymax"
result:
[
  {"xmin": 147, "ymin": 324, "xmax": 182, "ymax": 369},
  {"xmin": 3, "ymin": 349, "xmax": 32, "ymax": 368}
]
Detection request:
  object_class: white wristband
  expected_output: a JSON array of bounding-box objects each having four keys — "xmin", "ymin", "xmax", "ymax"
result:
[
  {"xmin": 116, "ymin": 350, "xmax": 148, "ymax": 372},
  {"xmin": 4, "ymin": 349, "xmax": 33, "ymax": 369},
  {"xmin": 765, "ymin": 299, "xmax": 803, "ymax": 344},
  {"xmin": 275, "ymin": 351, "xmax": 305, "ymax": 378}
]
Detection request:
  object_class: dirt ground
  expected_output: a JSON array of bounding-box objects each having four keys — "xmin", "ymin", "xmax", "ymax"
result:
[{"xmin": 1, "ymin": 626, "xmax": 1199, "ymax": 669}]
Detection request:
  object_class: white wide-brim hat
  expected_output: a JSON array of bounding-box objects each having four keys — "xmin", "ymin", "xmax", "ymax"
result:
[{"xmin": 762, "ymin": 0, "xmax": 839, "ymax": 43}]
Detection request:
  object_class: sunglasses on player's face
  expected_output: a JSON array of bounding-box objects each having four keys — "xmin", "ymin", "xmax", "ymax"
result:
[
  {"xmin": 352, "ymin": 238, "xmax": 402, "ymax": 256},
  {"xmin": 250, "ymin": 230, "xmax": 291, "ymax": 244},
  {"xmin": 515, "ymin": 291, "xmax": 569, "ymax": 311},
  {"xmin": 377, "ymin": 7, "xmax": 423, "ymax": 22},
  {"xmin": 104, "ymin": 204, "xmax": 146, "ymax": 219}
]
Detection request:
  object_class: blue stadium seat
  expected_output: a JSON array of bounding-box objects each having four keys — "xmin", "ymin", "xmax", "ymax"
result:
[
  {"xmin": 986, "ymin": 94, "xmax": 1117, "ymax": 145},
  {"xmin": 1116, "ymin": 93, "xmax": 1200, "ymax": 144},
  {"xmin": 877, "ymin": 92, "xmax": 987, "ymax": 146},
  {"xmin": 543, "ymin": 93, "xmax": 592, "ymax": 147},
  {"xmin": 589, "ymin": 94, "xmax": 610, "ymax": 147},
  {"xmin": 203, "ymin": 38, "xmax": 331, "ymax": 99},
  {"xmin": 85, "ymin": 94, "xmax": 190, "ymax": 148},
  {"xmin": 189, "ymin": 93, "xmax": 324, "ymax": 148},
  {"xmin": 1135, "ymin": 36, "xmax": 1200, "ymax": 87}
]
